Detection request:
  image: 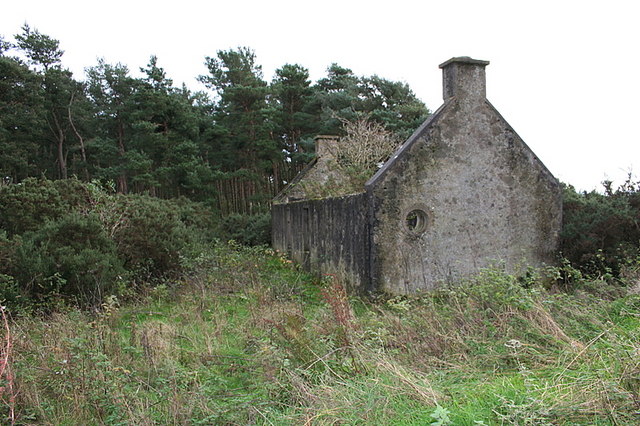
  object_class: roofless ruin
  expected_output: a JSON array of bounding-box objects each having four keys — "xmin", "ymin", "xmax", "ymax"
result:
[{"xmin": 272, "ymin": 57, "xmax": 562, "ymax": 294}]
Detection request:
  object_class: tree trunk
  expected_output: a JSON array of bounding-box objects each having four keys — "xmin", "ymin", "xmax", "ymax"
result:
[
  {"xmin": 68, "ymin": 93, "xmax": 89, "ymax": 180},
  {"xmin": 116, "ymin": 117, "xmax": 128, "ymax": 193},
  {"xmin": 50, "ymin": 113, "xmax": 68, "ymax": 179}
]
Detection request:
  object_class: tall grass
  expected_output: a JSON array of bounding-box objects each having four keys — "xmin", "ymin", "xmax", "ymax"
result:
[
  {"xmin": 0, "ymin": 306, "xmax": 15, "ymax": 425},
  {"xmin": 4, "ymin": 245, "xmax": 640, "ymax": 424}
]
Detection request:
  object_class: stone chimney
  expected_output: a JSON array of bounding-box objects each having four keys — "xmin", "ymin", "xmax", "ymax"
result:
[
  {"xmin": 439, "ymin": 57, "xmax": 490, "ymax": 101},
  {"xmin": 315, "ymin": 135, "xmax": 340, "ymax": 159}
]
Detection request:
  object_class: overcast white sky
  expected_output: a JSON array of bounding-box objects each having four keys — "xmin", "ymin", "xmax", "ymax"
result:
[{"xmin": 2, "ymin": 0, "xmax": 639, "ymax": 191}]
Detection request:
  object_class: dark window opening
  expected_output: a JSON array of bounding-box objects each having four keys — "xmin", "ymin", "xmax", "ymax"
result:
[{"xmin": 405, "ymin": 209, "xmax": 429, "ymax": 234}]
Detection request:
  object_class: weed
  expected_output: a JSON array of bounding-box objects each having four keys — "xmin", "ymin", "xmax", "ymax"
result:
[
  {"xmin": 430, "ymin": 404, "xmax": 452, "ymax": 425},
  {"xmin": 320, "ymin": 274, "xmax": 356, "ymax": 348},
  {"xmin": 7, "ymin": 246, "xmax": 640, "ymax": 424},
  {"xmin": 0, "ymin": 306, "xmax": 15, "ymax": 425}
]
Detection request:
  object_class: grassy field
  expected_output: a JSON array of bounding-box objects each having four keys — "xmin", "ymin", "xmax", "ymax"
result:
[{"xmin": 2, "ymin": 244, "xmax": 639, "ymax": 425}]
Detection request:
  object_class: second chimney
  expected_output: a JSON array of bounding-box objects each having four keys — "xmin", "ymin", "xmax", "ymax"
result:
[{"xmin": 315, "ymin": 135, "xmax": 340, "ymax": 159}]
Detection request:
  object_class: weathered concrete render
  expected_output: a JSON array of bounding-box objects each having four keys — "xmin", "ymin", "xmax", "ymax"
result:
[
  {"xmin": 271, "ymin": 193, "xmax": 370, "ymax": 292},
  {"xmin": 272, "ymin": 57, "xmax": 562, "ymax": 294}
]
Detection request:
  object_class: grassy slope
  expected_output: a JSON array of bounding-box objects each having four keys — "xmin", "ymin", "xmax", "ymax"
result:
[{"xmin": 5, "ymin": 244, "xmax": 640, "ymax": 425}]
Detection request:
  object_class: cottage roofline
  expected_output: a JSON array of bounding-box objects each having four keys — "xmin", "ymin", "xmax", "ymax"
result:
[
  {"xmin": 483, "ymin": 99, "xmax": 560, "ymax": 187},
  {"xmin": 365, "ymin": 98, "xmax": 452, "ymax": 188}
]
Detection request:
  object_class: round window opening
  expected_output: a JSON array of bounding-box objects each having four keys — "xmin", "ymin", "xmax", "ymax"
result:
[{"xmin": 405, "ymin": 209, "xmax": 429, "ymax": 234}]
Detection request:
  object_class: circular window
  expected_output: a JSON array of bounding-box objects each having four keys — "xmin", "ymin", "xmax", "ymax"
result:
[{"xmin": 405, "ymin": 209, "xmax": 429, "ymax": 234}]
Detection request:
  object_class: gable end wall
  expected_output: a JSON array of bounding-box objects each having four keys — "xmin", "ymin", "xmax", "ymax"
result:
[{"xmin": 367, "ymin": 98, "xmax": 562, "ymax": 293}]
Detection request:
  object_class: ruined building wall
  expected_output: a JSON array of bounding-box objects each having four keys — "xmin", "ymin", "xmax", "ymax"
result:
[
  {"xmin": 271, "ymin": 193, "xmax": 371, "ymax": 291},
  {"xmin": 366, "ymin": 59, "xmax": 562, "ymax": 294},
  {"xmin": 272, "ymin": 57, "xmax": 562, "ymax": 295}
]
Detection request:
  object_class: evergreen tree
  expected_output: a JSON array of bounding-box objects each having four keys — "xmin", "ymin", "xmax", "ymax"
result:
[
  {"xmin": 86, "ymin": 60, "xmax": 139, "ymax": 192},
  {"xmin": 0, "ymin": 51, "xmax": 45, "ymax": 181},
  {"xmin": 14, "ymin": 24, "xmax": 63, "ymax": 72},
  {"xmin": 13, "ymin": 25, "xmax": 89, "ymax": 180},
  {"xmin": 2, "ymin": 30, "xmax": 434, "ymax": 215},
  {"xmin": 311, "ymin": 64, "xmax": 430, "ymax": 138},
  {"xmin": 358, "ymin": 75, "xmax": 430, "ymax": 138},
  {"xmin": 313, "ymin": 63, "xmax": 362, "ymax": 134},
  {"xmin": 199, "ymin": 47, "xmax": 278, "ymax": 173},
  {"xmin": 0, "ymin": 36, "xmax": 11, "ymax": 54},
  {"xmin": 138, "ymin": 56, "xmax": 214, "ymax": 199},
  {"xmin": 272, "ymin": 64, "xmax": 316, "ymax": 149},
  {"xmin": 269, "ymin": 63, "xmax": 321, "ymax": 186}
]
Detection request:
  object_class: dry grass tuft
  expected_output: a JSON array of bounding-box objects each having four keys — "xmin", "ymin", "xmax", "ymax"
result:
[
  {"xmin": 373, "ymin": 356, "xmax": 442, "ymax": 404},
  {"xmin": 0, "ymin": 306, "xmax": 15, "ymax": 425},
  {"xmin": 525, "ymin": 302, "xmax": 585, "ymax": 350},
  {"xmin": 131, "ymin": 320, "xmax": 177, "ymax": 367}
]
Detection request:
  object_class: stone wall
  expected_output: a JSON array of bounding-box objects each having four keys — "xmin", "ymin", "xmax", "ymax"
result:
[
  {"xmin": 271, "ymin": 193, "xmax": 371, "ymax": 292},
  {"xmin": 366, "ymin": 58, "xmax": 562, "ymax": 294},
  {"xmin": 272, "ymin": 57, "xmax": 562, "ymax": 295}
]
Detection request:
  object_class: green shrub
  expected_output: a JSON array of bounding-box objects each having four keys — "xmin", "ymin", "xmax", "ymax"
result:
[
  {"xmin": 169, "ymin": 196, "xmax": 219, "ymax": 240},
  {"xmin": 0, "ymin": 231, "xmax": 25, "ymax": 310},
  {"xmin": 0, "ymin": 178, "xmax": 223, "ymax": 309},
  {"xmin": 0, "ymin": 177, "xmax": 92, "ymax": 236},
  {"xmin": 108, "ymin": 194, "xmax": 191, "ymax": 279},
  {"xmin": 0, "ymin": 273, "xmax": 22, "ymax": 308},
  {"xmin": 561, "ymin": 180, "xmax": 640, "ymax": 277},
  {"xmin": 0, "ymin": 230, "xmax": 14, "ymax": 273},
  {"xmin": 12, "ymin": 213, "xmax": 125, "ymax": 308},
  {"xmin": 218, "ymin": 212, "xmax": 271, "ymax": 246}
]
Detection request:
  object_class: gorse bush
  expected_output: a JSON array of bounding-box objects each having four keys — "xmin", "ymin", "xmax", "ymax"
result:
[
  {"xmin": 0, "ymin": 178, "xmax": 91, "ymax": 236},
  {"xmin": 0, "ymin": 231, "xmax": 13, "ymax": 270},
  {"xmin": 13, "ymin": 213, "xmax": 124, "ymax": 308},
  {"xmin": 108, "ymin": 194, "xmax": 191, "ymax": 279},
  {"xmin": 218, "ymin": 212, "xmax": 271, "ymax": 246},
  {"xmin": 0, "ymin": 178, "xmax": 218, "ymax": 310},
  {"xmin": 561, "ymin": 178, "xmax": 640, "ymax": 277}
]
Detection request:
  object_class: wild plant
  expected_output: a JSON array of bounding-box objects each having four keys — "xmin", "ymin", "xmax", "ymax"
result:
[
  {"xmin": 0, "ymin": 306, "xmax": 15, "ymax": 425},
  {"xmin": 320, "ymin": 274, "xmax": 356, "ymax": 348}
]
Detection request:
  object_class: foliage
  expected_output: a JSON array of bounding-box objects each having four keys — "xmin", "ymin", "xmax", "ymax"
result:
[
  {"xmin": 0, "ymin": 53, "xmax": 45, "ymax": 181},
  {"xmin": 313, "ymin": 63, "xmax": 430, "ymax": 138},
  {"xmin": 5, "ymin": 245, "xmax": 640, "ymax": 424},
  {"xmin": 0, "ymin": 177, "xmax": 90, "ymax": 236},
  {"xmin": 271, "ymin": 63, "xmax": 317, "ymax": 158},
  {"xmin": 2, "ymin": 26, "xmax": 430, "ymax": 215},
  {"xmin": 218, "ymin": 212, "xmax": 271, "ymax": 246},
  {"xmin": 14, "ymin": 24, "xmax": 63, "ymax": 71},
  {"xmin": 12, "ymin": 213, "xmax": 125, "ymax": 308},
  {"xmin": 199, "ymin": 47, "xmax": 276, "ymax": 174},
  {"xmin": 107, "ymin": 194, "xmax": 192, "ymax": 279},
  {"xmin": 561, "ymin": 176, "xmax": 640, "ymax": 277},
  {"xmin": 0, "ymin": 178, "xmax": 218, "ymax": 310}
]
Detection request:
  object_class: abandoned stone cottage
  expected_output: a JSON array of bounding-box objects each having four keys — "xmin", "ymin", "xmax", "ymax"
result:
[{"xmin": 272, "ymin": 57, "xmax": 562, "ymax": 294}]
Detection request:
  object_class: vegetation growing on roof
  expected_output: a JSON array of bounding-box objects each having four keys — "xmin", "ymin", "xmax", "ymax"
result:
[{"xmin": 296, "ymin": 116, "xmax": 401, "ymax": 199}]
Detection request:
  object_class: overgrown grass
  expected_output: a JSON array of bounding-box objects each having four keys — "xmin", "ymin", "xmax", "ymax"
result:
[{"xmin": 3, "ymin": 245, "xmax": 640, "ymax": 424}]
